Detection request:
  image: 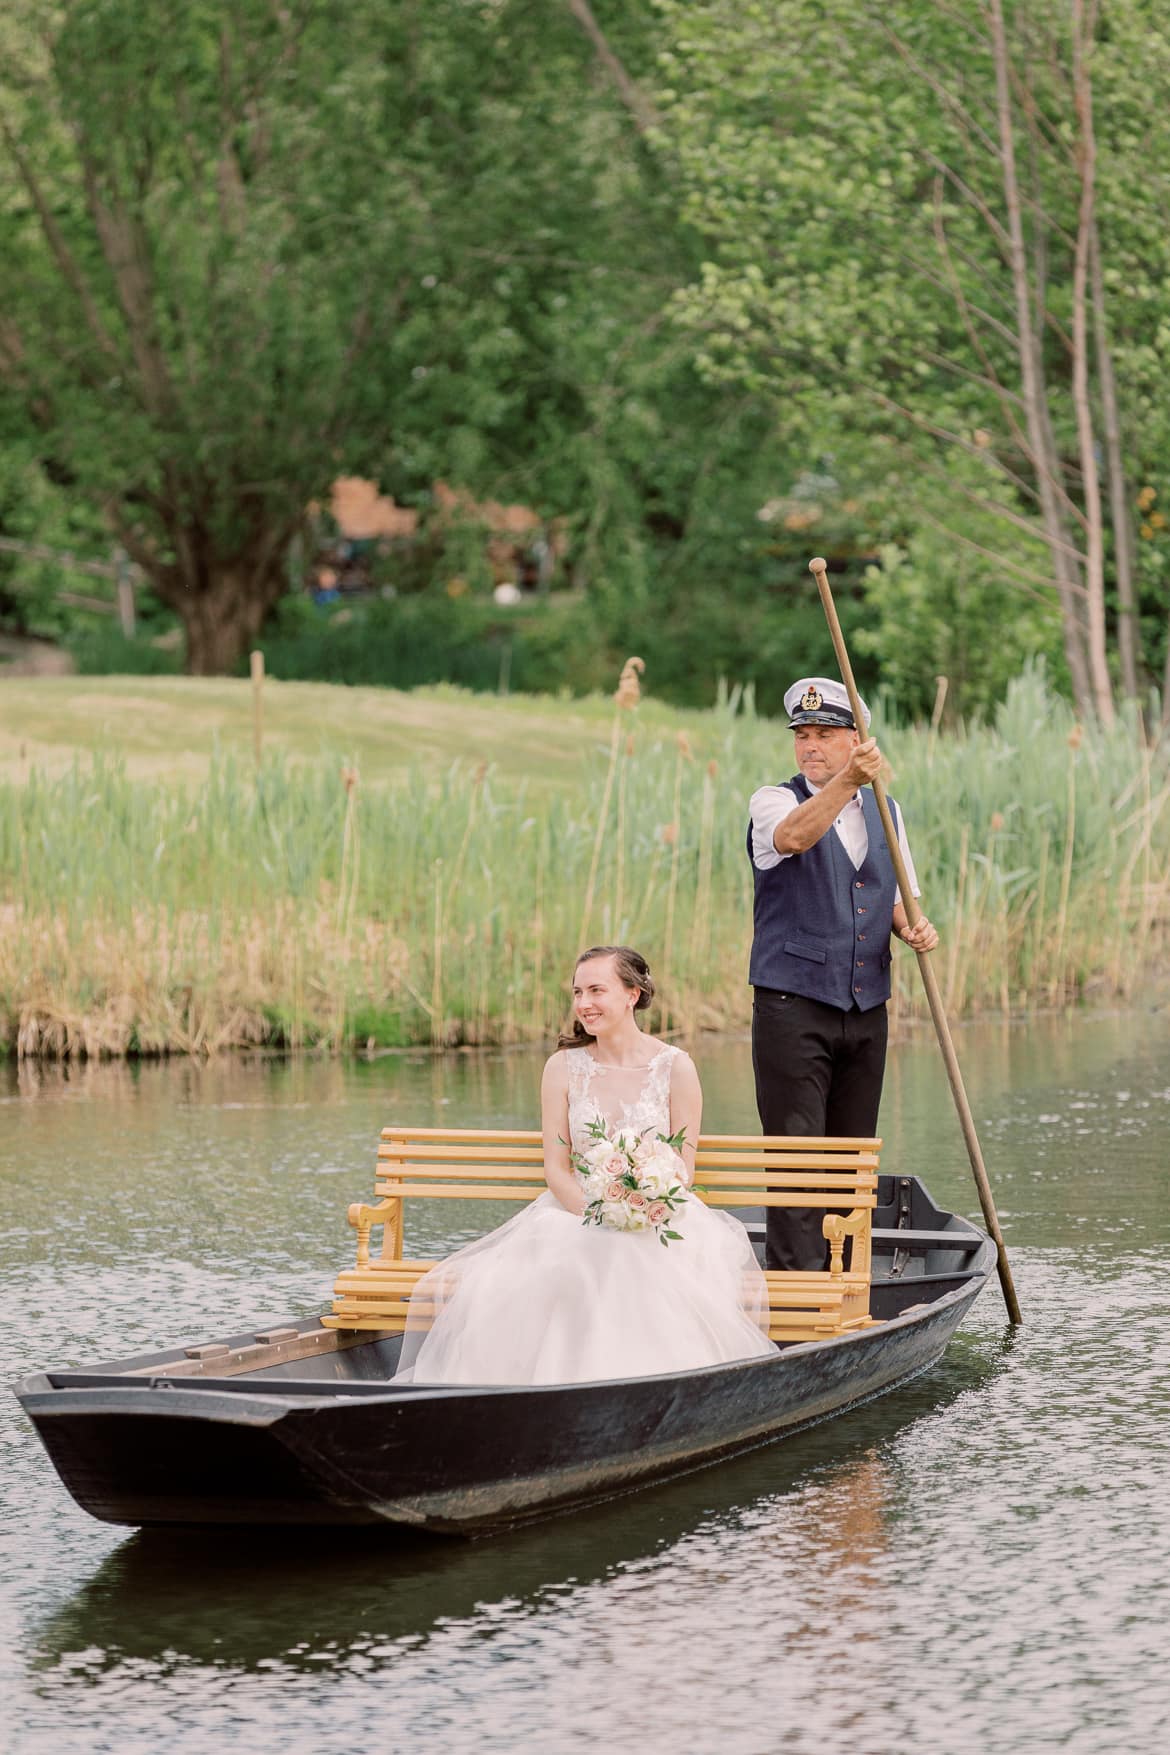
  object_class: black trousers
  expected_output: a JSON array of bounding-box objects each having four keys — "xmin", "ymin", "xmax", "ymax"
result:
[{"xmin": 751, "ymin": 987, "xmax": 888, "ymax": 1271}]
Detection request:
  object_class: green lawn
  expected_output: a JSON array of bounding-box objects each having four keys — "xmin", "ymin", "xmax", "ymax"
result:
[{"xmin": 0, "ymin": 674, "xmax": 708, "ymax": 793}]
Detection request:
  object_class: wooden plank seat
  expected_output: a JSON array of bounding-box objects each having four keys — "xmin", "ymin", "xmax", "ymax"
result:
[{"xmin": 325, "ymin": 1127, "xmax": 882, "ymax": 1346}]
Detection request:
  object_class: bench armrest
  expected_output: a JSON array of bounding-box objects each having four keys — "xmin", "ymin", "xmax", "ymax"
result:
[
  {"xmin": 822, "ymin": 1207, "xmax": 871, "ymax": 1278},
  {"xmin": 347, "ymin": 1198, "xmax": 400, "ymax": 1269}
]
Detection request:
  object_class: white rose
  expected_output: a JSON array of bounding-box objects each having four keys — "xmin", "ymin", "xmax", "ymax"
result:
[
  {"xmin": 576, "ymin": 1163, "xmax": 606, "ymax": 1198},
  {"xmin": 637, "ymin": 1142, "xmax": 683, "ymax": 1196},
  {"xmin": 584, "ymin": 1136, "xmax": 623, "ymax": 1173}
]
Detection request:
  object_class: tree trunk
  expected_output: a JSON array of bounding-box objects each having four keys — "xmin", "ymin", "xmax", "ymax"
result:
[
  {"xmin": 989, "ymin": 0, "xmax": 1095, "ymax": 720},
  {"xmin": 177, "ymin": 562, "xmax": 286, "ymax": 675},
  {"xmin": 1070, "ymin": 0, "xmax": 1113, "ymax": 726},
  {"xmin": 1090, "ymin": 223, "xmax": 1141, "ymax": 705}
]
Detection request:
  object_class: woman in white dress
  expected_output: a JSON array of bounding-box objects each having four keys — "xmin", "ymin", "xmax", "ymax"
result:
[{"xmin": 393, "ymin": 946, "xmax": 776, "ymax": 1385}]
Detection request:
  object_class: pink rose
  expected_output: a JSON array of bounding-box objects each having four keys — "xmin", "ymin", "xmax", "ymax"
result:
[
  {"xmin": 602, "ymin": 1152, "xmax": 627, "ymax": 1180},
  {"xmin": 604, "ymin": 1180, "xmax": 625, "ymax": 1201},
  {"xmin": 647, "ymin": 1202, "xmax": 668, "ymax": 1225},
  {"xmin": 626, "ymin": 1191, "xmax": 648, "ymax": 1210}
]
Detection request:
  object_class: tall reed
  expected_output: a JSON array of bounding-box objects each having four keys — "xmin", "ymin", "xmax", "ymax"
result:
[{"xmin": 3, "ymin": 665, "xmax": 1169, "ymax": 1058}]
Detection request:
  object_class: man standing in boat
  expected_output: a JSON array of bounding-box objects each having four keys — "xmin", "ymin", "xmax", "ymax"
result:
[{"xmin": 748, "ymin": 676, "xmax": 939, "ymax": 1272}]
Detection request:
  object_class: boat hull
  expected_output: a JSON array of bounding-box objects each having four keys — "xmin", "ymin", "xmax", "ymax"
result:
[{"xmin": 16, "ymin": 1252, "xmax": 989, "ymax": 1534}]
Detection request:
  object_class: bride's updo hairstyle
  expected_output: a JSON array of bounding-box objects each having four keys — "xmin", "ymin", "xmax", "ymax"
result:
[{"xmin": 556, "ymin": 945, "xmax": 655, "ymax": 1049}]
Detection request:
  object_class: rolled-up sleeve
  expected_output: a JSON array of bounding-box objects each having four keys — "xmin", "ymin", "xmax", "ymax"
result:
[{"xmin": 749, "ymin": 785, "xmax": 799, "ymax": 870}]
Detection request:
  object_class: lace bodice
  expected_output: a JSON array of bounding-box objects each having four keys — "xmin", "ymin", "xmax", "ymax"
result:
[
  {"xmin": 566, "ymin": 1043, "xmax": 678, "ymax": 1151},
  {"xmin": 394, "ymin": 1037, "xmax": 777, "ymax": 1383}
]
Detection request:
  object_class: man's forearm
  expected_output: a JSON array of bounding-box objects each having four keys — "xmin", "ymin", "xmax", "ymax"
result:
[{"xmin": 773, "ymin": 775, "xmax": 857, "ymax": 854}]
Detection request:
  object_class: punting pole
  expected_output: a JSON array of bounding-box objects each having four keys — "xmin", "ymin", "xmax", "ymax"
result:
[{"xmin": 808, "ymin": 556, "xmax": 1022, "ymax": 1324}]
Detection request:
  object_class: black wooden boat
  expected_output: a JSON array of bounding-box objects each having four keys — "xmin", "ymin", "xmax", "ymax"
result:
[{"xmin": 14, "ymin": 1174, "xmax": 993, "ymax": 1535}]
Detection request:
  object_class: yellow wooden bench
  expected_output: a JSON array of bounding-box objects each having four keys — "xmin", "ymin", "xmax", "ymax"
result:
[{"xmin": 325, "ymin": 1127, "xmax": 880, "ymax": 1346}]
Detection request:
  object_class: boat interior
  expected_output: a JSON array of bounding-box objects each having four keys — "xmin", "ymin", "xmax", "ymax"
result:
[{"xmin": 25, "ymin": 1175, "xmax": 987, "ymax": 1395}]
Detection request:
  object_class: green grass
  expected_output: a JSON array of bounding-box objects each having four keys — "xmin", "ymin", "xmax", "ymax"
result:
[
  {"xmin": 1, "ymin": 665, "xmax": 1166, "ymax": 1057},
  {"xmin": 0, "ymin": 674, "xmax": 693, "ymax": 793}
]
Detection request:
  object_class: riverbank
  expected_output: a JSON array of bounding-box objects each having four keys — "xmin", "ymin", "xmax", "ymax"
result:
[{"xmin": 1, "ymin": 667, "xmax": 1165, "ymax": 1058}]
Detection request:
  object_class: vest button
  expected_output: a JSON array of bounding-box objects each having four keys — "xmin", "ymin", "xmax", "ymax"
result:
[{"xmin": 854, "ymin": 881, "xmax": 863, "ymax": 889}]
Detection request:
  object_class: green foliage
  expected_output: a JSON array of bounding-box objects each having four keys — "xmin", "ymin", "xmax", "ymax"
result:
[
  {"xmin": 6, "ymin": 0, "xmax": 1168, "ymax": 718},
  {"xmin": 655, "ymin": 0, "xmax": 1170, "ymax": 717},
  {"xmin": 256, "ymin": 557, "xmax": 874, "ymax": 713},
  {"xmin": 65, "ymin": 621, "xmax": 183, "ymax": 677},
  {"xmin": 0, "ymin": 450, "xmax": 111, "ymax": 638},
  {"xmin": 0, "ymin": 0, "xmax": 815, "ymax": 682}
]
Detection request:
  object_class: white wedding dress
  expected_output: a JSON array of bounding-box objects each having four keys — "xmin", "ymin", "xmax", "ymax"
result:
[{"xmin": 393, "ymin": 1044, "xmax": 776, "ymax": 1385}]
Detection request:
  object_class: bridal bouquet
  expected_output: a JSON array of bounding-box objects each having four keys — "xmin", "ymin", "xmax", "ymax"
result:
[{"xmin": 570, "ymin": 1118, "xmax": 690, "ymax": 1246}]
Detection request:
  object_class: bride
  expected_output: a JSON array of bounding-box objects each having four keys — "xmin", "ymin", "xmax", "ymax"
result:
[{"xmin": 393, "ymin": 945, "xmax": 777, "ymax": 1385}]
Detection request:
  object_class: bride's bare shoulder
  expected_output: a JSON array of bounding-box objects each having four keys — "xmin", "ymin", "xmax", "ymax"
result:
[
  {"xmin": 663, "ymin": 1043, "xmax": 699, "ymax": 1086},
  {"xmin": 542, "ymin": 1048, "xmax": 573, "ymax": 1086}
]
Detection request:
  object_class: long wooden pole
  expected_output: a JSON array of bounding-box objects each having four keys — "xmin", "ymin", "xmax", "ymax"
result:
[{"xmin": 809, "ymin": 557, "xmax": 1022, "ymax": 1324}]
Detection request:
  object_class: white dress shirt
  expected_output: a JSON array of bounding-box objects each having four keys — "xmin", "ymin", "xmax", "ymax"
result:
[{"xmin": 749, "ymin": 781, "xmax": 919, "ymax": 902}]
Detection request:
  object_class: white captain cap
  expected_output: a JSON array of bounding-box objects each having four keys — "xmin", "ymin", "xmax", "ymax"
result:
[{"xmin": 783, "ymin": 675, "xmax": 871, "ymax": 731}]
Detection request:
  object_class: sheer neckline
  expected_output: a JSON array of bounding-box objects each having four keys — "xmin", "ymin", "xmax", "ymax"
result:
[
  {"xmin": 566, "ymin": 1045, "xmax": 675, "ymax": 1156},
  {"xmin": 582, "ymin": 1044, "xmax": 671, "ymax": 1072}
]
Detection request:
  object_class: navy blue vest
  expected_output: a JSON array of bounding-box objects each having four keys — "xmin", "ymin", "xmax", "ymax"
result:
[{"xmin": 747, "ymin": 774, "xmax": 900, "ymax": 1012}]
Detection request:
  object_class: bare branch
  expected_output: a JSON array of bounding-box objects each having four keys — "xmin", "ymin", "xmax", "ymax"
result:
[
  {"xmin": 896, "ymin": 245, "xmax": 1020, "ymax": 345},
  {"xmin": 1070, "ymin": 0, "xmax": 1112, "ymax": 722},
  {"xmin": 1091, "ymin": 214, "xmax": 1141, "ymax": 700},
  {"xmin": 77, "ymin": 149, "xmax": 177, "ymax": 423},
  {"xmin": 565, "ymin": 0, "xmax": 661, "ymax": 135},
  {"xmin": 869, "ymin": 388, "xmax": 1088, "ymax": 566},
  {"xmin": 988, "ymin": 0, "xmax": 1091, "ymax": 712},
  {"xmin": 104, "ymin": 503, "xmax": 183, "ymax": 601},
  {"xmin": 930, "ymin": 173, "xmax": 1032, "ymax": 456},
  {"xmin": 925, "ymin": 154, "xmax": 1012, "ymax": 257},
  {"xmin": 914, "ymin": 506, "xmax": 1065, "ymax": 607},
  {"xmin": 880, "ymin": 17, "xmax": 1003, "ymax": 165},
  {"xmin": 0, "ymin": 115, "xmax": 122, "ymax": 366}
]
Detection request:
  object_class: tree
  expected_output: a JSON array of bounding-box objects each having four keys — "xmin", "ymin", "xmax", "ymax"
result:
[
  {"xmin": 656, "ymin": 0, "xmax": 1170, "ymax": 722},
  {"xmin": 0, "ymin": 2, "xmax": 416, "ymax": 669},
  {"xmin": 1, "ymin": 0, "xmax": 805, "ymax": 678}
]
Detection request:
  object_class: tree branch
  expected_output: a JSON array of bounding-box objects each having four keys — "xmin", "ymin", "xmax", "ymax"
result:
[
  {"xmin": 1070, "ymin": 0, "xmax": 1112, "ymax": 722},
  {"xmin": 565, "ymin": 0, "xmax": 661, "ymax": 135},
  {"xmin": 0, "ymin": 115, "xmax": 122, "ymax": 367}
]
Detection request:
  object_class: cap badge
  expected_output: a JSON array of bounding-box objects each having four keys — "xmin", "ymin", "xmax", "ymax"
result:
[{"xmin": 801, "ymin": 685, "xmax": 823, "ymax": 712}]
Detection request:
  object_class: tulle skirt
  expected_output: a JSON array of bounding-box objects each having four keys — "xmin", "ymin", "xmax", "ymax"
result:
[{"xmin": 393, "ymin": 1190, "xmax": 777, "ymax": 1386}]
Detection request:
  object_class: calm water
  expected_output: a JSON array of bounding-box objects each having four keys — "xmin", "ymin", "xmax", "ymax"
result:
[{"xmin": 2, "ymin": 1014, "xmax": 1168, "ymax": 1754}]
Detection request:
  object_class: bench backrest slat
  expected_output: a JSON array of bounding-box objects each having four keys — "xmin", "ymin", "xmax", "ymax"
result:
[
  {"xmin": 374, "ymin": 1163, "xmax": 877, "ymax": 1185},
  {"xmin": 366, "ymin": 1128, "xmax": 880, "ymax": 1251},
  {"xmin": 377, "ymin": 1144, "xmax": 548, "ymax": 1163},
  {"xmin": 380, "ymin": 1130, "xmax": 884, "ymax": 1158}
]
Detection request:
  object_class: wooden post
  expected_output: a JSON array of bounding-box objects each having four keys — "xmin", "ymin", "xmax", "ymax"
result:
[
  {"xmin": 113, "ymin": 547, "xmax": 136, "ymax": 638},
  {"xmin": 250, "ymin": 649, "xmax": 265, "ymax": 765}
]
